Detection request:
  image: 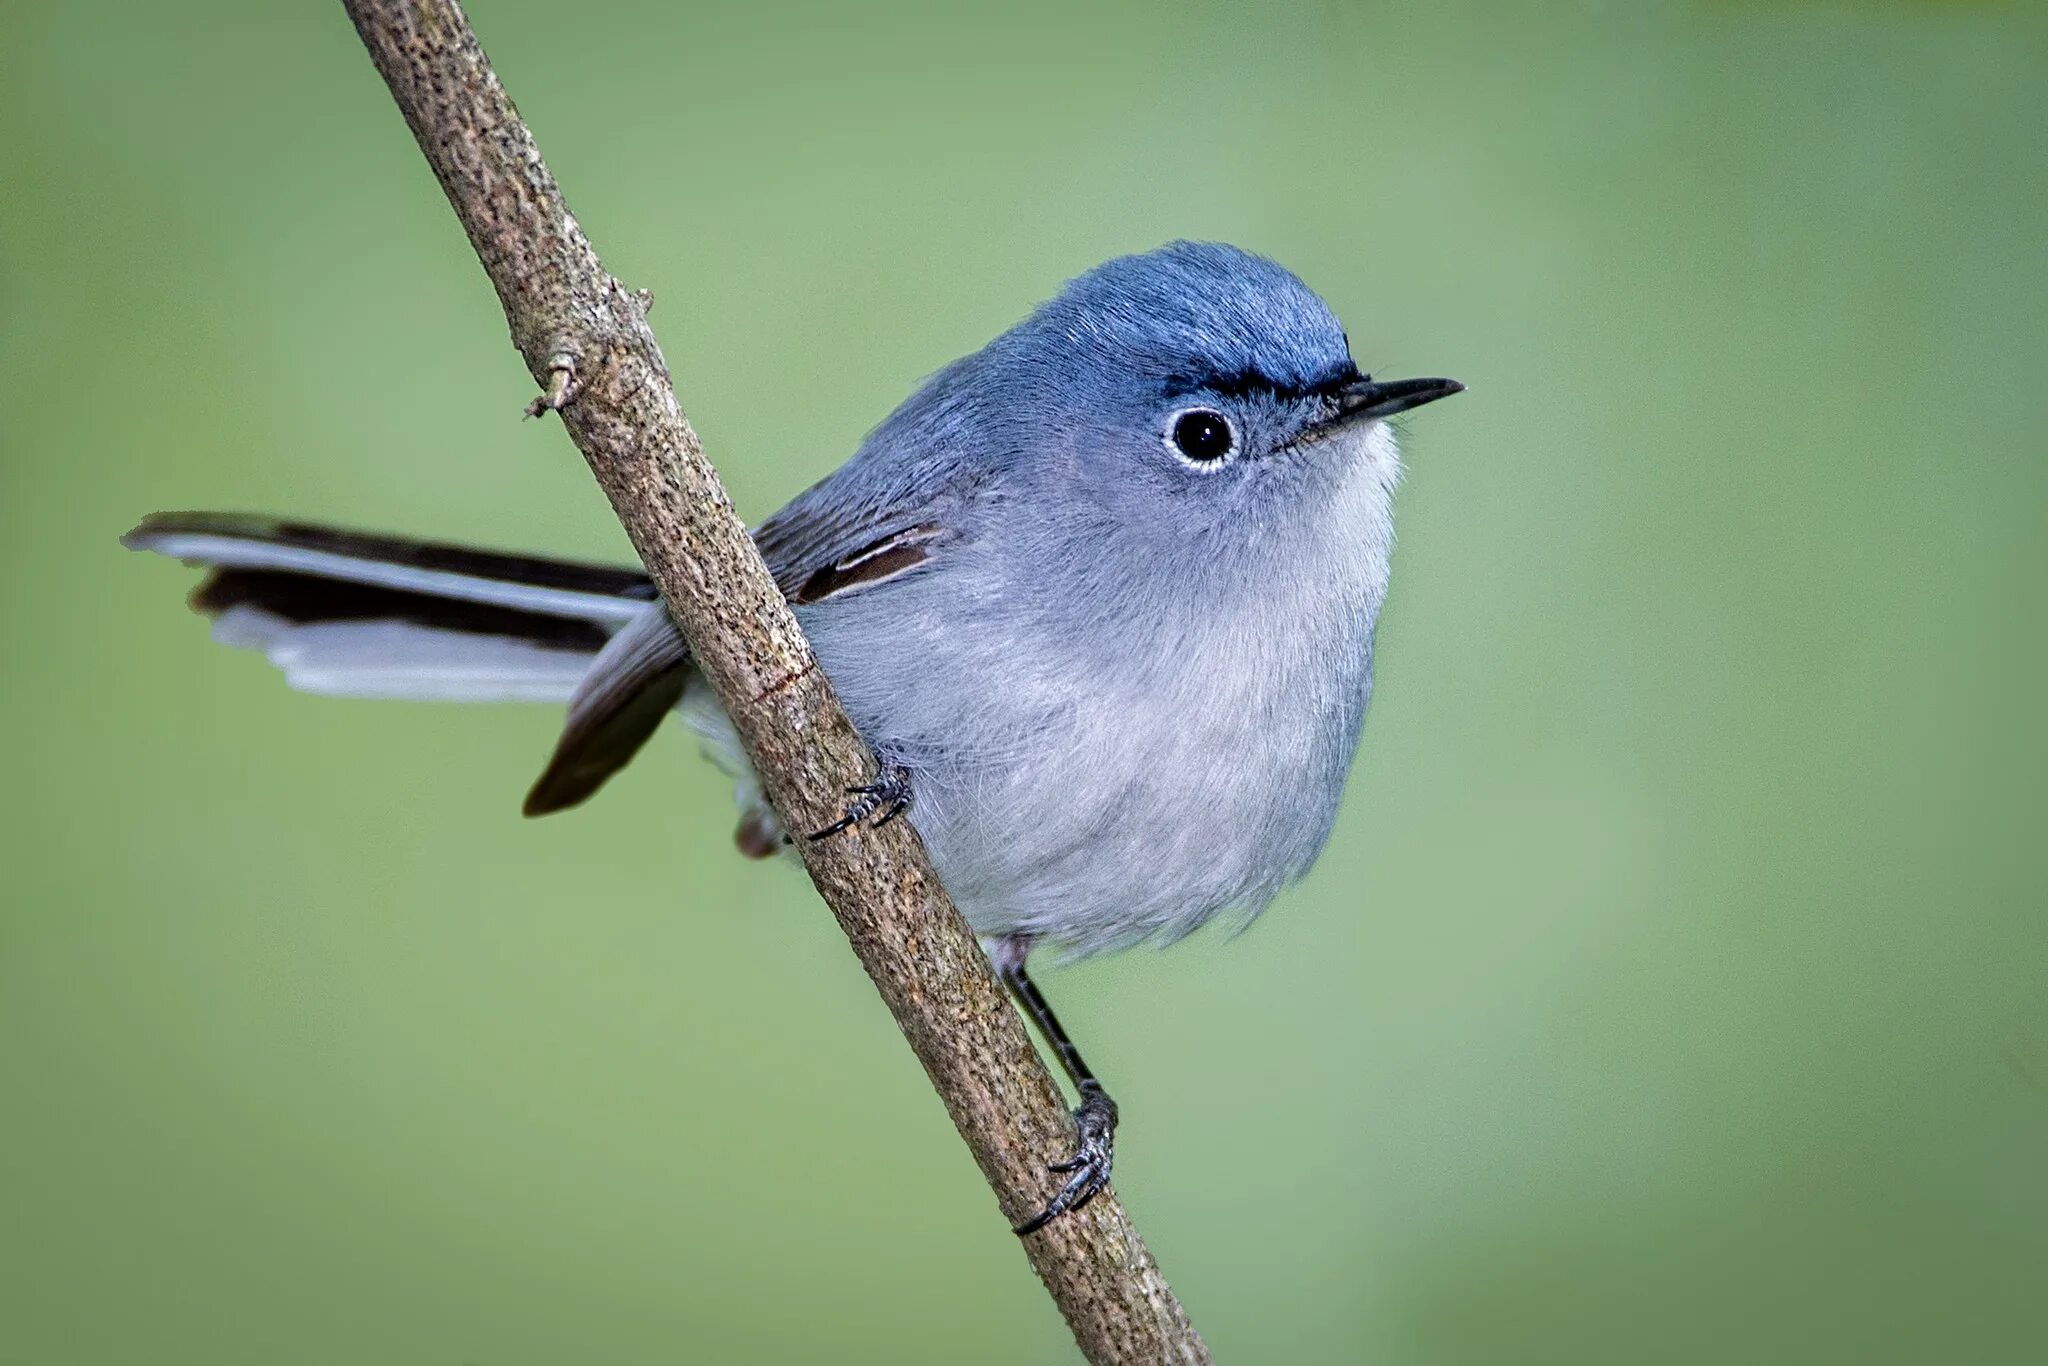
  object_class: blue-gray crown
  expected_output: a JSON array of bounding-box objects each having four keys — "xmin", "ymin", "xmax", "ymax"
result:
[{"xmin": 1016, "ymin": 241, "xmax": 1355, "ymax": 396}]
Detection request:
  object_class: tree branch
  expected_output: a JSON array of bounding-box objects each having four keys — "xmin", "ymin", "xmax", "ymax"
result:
[{"xmin": 339, "ymin": 3, "xmax": 1208, "ymax": 1361}]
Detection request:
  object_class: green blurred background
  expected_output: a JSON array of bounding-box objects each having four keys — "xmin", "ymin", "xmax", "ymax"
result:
[{"xmin": 3, "ymin": 2, "xmax": 2043, "ymax": 1362}]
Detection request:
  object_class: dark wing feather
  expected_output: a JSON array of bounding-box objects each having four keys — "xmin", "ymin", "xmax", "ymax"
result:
[
  {"xmin": 789, "ymin": 523, "xmax": 947, "ymax": 604},
  {"xmin": 523, "ymin": 602, "xmax": 691, "ymax": 816}
]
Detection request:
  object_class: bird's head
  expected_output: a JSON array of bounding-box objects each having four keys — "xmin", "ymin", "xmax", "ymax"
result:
[{"xmin": 986, "ymin": 242, "xmax": 1461, "ymax": 532}]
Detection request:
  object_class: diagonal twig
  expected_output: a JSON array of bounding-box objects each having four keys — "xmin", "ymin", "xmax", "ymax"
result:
[{"xmin": 339, "ymin": 2, "xmax": 1209, "ymax": 1361}]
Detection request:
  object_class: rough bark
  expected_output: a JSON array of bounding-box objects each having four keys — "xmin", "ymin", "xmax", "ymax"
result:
[{"xmin": 339, "ymin": 3, "xmax": 1209, "ymax": 1361}]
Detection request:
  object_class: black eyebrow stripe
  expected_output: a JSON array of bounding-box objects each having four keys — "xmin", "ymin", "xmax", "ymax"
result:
[{"xmin": 1160, "ymin": 361, "xmax": 1363, "ymax": 403}]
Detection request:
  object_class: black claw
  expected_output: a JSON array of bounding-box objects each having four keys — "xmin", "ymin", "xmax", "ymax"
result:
[
  {"xmin": 1012, "ymin": 1204, "xmax": 1060, "ymax": 1237},
  {"xmin": 1013, "ymin": 1090, "xmax": 1117, "ymax": 1235},
  {"xmin": 807, "ymin": 765, "xmax": 913, "ymax": 841},
  {"xmin": 808, "ymin": 812, "xmax": 854, "ymax": 840}
]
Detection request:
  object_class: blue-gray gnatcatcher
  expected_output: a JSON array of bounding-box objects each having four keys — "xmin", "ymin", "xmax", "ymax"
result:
[{"xmin": 124, "ymin": 241, "xmax": 1462, "ymax": 1232}]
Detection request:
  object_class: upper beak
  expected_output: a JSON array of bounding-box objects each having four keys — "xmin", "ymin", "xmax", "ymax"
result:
[{"xmin": 1326, "ymin": 375, "xmax": 1465, "ymax": 424}]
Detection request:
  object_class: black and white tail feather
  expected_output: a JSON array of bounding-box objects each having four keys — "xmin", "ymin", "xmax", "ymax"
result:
[{"xmin": 122, "ymin": 512, "xmax": 708, "ymax": 822}]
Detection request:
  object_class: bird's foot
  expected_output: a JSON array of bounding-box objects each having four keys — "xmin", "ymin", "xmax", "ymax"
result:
[
  {"xmin": 1014, "ymin": 1086, "xmax": 1118, "ymax": 1235},
  {"xmin": 807, "ymin": 764, "xmax": 912, "ymax": 840}
]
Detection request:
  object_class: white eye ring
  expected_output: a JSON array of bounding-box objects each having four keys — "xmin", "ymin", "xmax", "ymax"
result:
[{"xmin": 1165, "ymin": 407, "xmax": 1237, "ymax": 469}]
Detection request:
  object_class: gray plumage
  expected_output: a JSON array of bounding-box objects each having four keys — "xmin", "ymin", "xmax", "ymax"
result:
[{"xmin": 125, "ymin": 241, "xmax": 1460, "ymax": 959}]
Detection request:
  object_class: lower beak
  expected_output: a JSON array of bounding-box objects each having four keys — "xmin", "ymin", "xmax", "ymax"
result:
[{"xmin": 1328, "ymin": 375, "xmax": 1465, "ymax": 423}]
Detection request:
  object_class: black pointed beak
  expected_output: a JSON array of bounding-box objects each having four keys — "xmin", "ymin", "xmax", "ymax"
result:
[{"xmin": 1326, "ymin": 374, "xmax": 1465, "ymax": 424}]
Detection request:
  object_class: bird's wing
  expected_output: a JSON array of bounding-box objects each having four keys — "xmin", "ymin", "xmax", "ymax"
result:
[
  {"xmin": 753, "ymin": 485, "xmax": 962, "ymax": 607},
  {"xmin": 527, "ymin": 392, "xmax": 990, "ymax": 814},
  {"xmin": 751, "ymin": 416, "xmax": 985, "ymax": 604}
]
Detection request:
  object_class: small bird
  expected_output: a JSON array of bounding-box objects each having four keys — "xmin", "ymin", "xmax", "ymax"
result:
[{"xmin": 125, "ymin": 241, "xmax": 1461, "ymax": 1233}]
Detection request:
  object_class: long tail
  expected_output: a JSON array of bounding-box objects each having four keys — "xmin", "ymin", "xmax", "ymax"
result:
[
  {"xmin": 123, "ymin": 512, "xmax": 693, "ymax": 815},
  {"xmin": 124, "ymin": 511, "xmax": 654, "ymax": 701}
]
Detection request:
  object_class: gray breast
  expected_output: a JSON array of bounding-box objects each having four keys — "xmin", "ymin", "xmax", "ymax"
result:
[{"xmin": 796, "ymin": 429, "xmax": 1400, "ymax": 955}]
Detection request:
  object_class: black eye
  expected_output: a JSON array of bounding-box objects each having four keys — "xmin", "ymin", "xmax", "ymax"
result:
[{"xmin": 1169, "ymin": 409, "xmax": 1236, "ymax": 465}]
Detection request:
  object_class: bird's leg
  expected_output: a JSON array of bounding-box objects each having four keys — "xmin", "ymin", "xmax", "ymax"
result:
[
  {"xmin": 993, "ymin": 935, "xmax": 1120, "ymax": 1235},
  {"xmin": 807, "ymin": 763, "xmax": 912, "ymax": 840}
]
